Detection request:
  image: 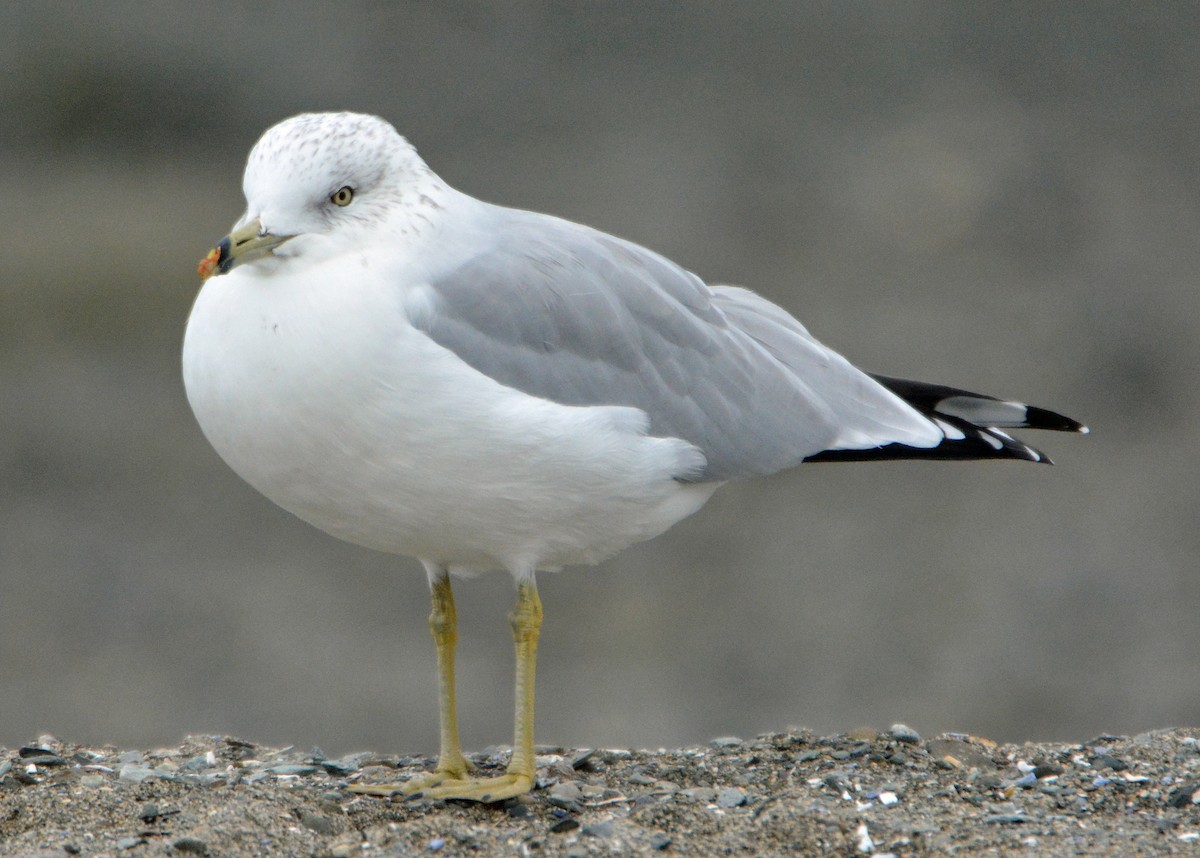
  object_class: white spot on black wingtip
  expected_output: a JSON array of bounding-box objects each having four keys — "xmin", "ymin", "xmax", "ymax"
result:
[{"xmin": 933, "ymin": 418, "xmax": 966, "ymax": 441}]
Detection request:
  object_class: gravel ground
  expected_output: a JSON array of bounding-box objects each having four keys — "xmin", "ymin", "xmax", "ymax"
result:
[{"xmin": 3, "ymin": 728, "xmax": 1199, "ymax": 856}]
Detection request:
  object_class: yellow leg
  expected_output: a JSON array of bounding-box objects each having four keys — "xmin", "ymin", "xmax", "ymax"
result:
[
  {"xmin": 349, "ymin": 573, "xmax": 470, "ymax": 797},
  {"xmin": 350, "ymin": 577, "xmax": 543, "ymax": 803}
]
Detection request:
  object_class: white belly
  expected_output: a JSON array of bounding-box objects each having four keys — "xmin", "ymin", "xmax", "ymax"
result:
[{"xmin": 182, "ymin": 265, "xmax": 715, "ymax": 575}]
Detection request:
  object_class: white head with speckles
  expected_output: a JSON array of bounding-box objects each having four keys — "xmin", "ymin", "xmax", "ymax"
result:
[{"xmin": 207, "ymin": 112, "xmax": 443, "ymax": 278}]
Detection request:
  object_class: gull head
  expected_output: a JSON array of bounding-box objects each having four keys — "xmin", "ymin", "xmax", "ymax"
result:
[{"xmin": 198, "ymin": 112, "xmax": 432, "ymax": 280}]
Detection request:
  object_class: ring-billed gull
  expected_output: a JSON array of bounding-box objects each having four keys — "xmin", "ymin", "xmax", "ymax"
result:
[{"xmin": 183, "ymin": 112, "xmax": 1085, "ymax": 802}]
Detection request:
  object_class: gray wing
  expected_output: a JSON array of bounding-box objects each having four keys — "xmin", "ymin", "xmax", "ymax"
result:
[{"xmin": 406, "ymin": 206, "xmax": 940, "ymax": 481}]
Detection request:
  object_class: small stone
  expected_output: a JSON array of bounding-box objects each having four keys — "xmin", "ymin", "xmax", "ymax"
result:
[
  {"xmin": 1011, "ymin": 773, "xmax": 1038, "ymax": 789},
  {"xmin": 549, "ymin": 817, "xmax": 580, "ymax": 834},
  {"xmin": 116, "ymin": 837, "xmax": 145, "ymax": 850},
  {"xmin": 299, "ymin": 811, "xmax": 336, "ymax": 835},
  {"xmin": 823, "ymin": 773, "xmax": 851, "ymax": 794},
  {"xmin": 429, "ymin": 837, "xmax": 445, "ymax": 851},
  {"xmin": 1168, "ymin": 783, "xmax": 1200, "ymax": 808},
  {"xmin": 680, "ymin": 787, "xmax": 717, "ymax": 803},
  {"xmin": 650, "ymin": 833, "xmax": 672, "ymax": 850},
  {"xmin": 18, "ymin": 748, "xmax": 65, "ymax": 766},
  {"xmin": 1095, "ymin": 754, "xmax": 1129, "ymax": 771},
  {"xmin": 118, "ymin": 764, "xmax": 156, "ymax": 784},
  {"xmin": 854, "ymin": 822, "xmax": 874, "ymax": 853},
  {"xmin": 716, "ymin": 787, "xmax": 747, "ymax": 808},
  {"xmin": 983, "ymin": 813, "xmax": 1029, "ymax": 824},
  {"xmin": 138, "ymin": 803, "xmax": 160, "ymax": 821},
  {"xmin": 568, "ymin": 749, "xmax": 596, "ymax": 770},
  {"xmin": 505, "ymin": 802, "xmax": 530, "ymax": 818},
  {"xmin": 80, "ymin": 774, "xmax": 105, "ymax": 788},
  {"xmin": 582, "ymin": 819, "xmax": 615, "ymax": 837},
  {"xmin": 711, "ymin": 736, "xmax": 743, "ymax": 748},
  {"xmin": 888, "ymin": 724, "xmax": 921, "ymax": 744},
  {"xmin": 548, "ymin": 780, "xmax": 584, "ymax": 811},
  {"xmin": 601, "ymin": 749, "xmax": 633, "ymax": 762},
  {"xmin": 926, "ymin": 739, "xmax": 994, "ymax": 770},
  {"xmin": 848, "ymin": 740, "xmax": 872, "ymax": 758},
  {"xmin": 269, "ymin": 764, "xmax": 318, "ymax": 776},
  {"xmin": 173, "ymin": 836, "xmax": 208, "ymax": 854}
]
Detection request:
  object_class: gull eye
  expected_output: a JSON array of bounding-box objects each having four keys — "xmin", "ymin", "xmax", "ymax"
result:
[{"xmin": 330, "ymin": 186, "xmax": 354, "ymax": 207}]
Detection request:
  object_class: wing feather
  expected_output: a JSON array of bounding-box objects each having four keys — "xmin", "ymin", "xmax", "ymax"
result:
[{"xmin": 408, "ymin": 206, "xmax": 941, "ymax": 480}]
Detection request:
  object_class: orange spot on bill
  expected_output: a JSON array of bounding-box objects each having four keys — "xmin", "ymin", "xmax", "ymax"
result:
[{"xmin": 197, "ymin": 247, "xmax": 221, "ymax": 281}]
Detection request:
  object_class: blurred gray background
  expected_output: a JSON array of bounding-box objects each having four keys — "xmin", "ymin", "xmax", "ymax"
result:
[{"xmin": 2, "ymin": 2, "xmax": 1196, "ymax": 757}]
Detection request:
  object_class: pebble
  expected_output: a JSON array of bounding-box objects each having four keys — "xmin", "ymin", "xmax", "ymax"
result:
[
  {"xmin": 549, "ymin": 817, "xmax": 580, "ymax": 834},
  {"xmin": 299, "ymin": 811, "xmax": 336, "ymax": 834},
  {"xmin": 927, "ymin": 738, "xmax": 993, "ymax": 770},
  {"xmin": 716, "ymin": 787, "xmax": 747, "ymax": 808},
  {"xmin": 983, "ymin": 813, "xmax": 1029, "ymax": 824},
  {"xmin": 79, "ymin": 774, "xmax": 105, "ymax": 788},
  {"xmin": 173, "ymin": 837, "xmax": 208, "ymax": 854},
  {"xmin": 650, "ymin": 833, "xmax": 672, "ymax": 850},
  {"xmin": 19, "ymin": 748, "xmax": 66, "ymax": 766},
  {"xmin": 582, "ymin": 818, "xmax": 615, "ymax": 837},
  {"xmin": 1168, "ymin": 783, "xmax": 1200, "ymax": 808},
  {"xmin": 182, "ymin": 754, "xmax": 214, "ymax": 771},
  {"xmin": 548, "ymin": 780, "xmax": 584, "ymax": 812},
  {"xmin": 269, "ymin": 764, "xmax": 318, "ymax": 776},
  {"xmin": 680, "ymin": 787, "xmax": 717, "ymax": 803},
  {"xmin": 888, "ymin": 724, "xmax": 921, "ymax": 744},
  {"xmin": 118, "ymin": 764, "xmax": 156, "ymax": 784},
  {"xmin": 1095, "ymin": 754, "xmax": 1129, "ymax": 771},
  {"xmin": 568, "ymin": 748, "xmax": 596, "ymax": 770}
]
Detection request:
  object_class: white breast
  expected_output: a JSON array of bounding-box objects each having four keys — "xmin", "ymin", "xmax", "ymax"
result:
[{"xmin": 182, "ymin": 254, "xmax": 715, "ymax": 575}]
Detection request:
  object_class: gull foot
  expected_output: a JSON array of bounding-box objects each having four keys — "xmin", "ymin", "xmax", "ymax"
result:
[{"xmin": 350, "ymin": 771, "xmax": 532, "ymax": 803}]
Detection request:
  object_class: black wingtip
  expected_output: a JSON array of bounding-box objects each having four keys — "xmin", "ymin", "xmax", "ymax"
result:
[{"xmin": 1024, "ymin": 405, "xmax": 1088, "ymax": 435}]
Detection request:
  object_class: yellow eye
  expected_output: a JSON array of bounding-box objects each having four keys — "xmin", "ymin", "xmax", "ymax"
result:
[{"xmin": 331, "ymin": 186, "xmax": 354, "ymax": 206}]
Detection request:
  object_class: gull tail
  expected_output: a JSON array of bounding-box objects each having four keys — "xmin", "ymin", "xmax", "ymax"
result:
[{"xmin": 804, "ymin": 375, "xmax": 1088, "ymax": 465}]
